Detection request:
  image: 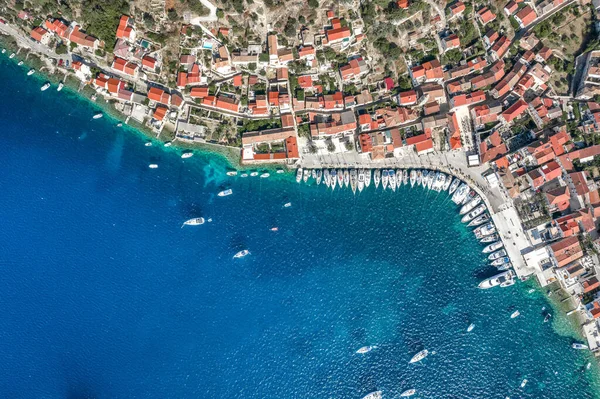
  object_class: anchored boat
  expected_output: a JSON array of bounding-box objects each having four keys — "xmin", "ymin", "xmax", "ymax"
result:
[{"xmin": 409, "ymin": 349, "xmax": 429, "ymax": 363}]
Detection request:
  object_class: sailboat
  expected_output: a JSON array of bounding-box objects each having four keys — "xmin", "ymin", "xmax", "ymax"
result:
[
  {"xmin": 365, "ymin": 169, "xmax": 372, "ymax": 188},
  {"xmin": 382, "ymin": 169, "xmax": 389, "ymax": 190},
  {"xmin": 374, "ymin": 169, "xmax": 381, "ymax": 189},
  {"xmin": 410, "ymin": 170, "xmax": 416, "ymax": 187},
  {"xmin": 389, "ymin": 169, "xmax": 396, "ymax": 192},
  {"xmin": 343, "ymin": 169, "xmax": 350, "ymax": 188},
  {"xmin": 316, "ymin": 169, "xmax": 322, "ymax": 185},
  {"xmin": 357, "ymin": 170, "xmax": 365, "ymax": 193},
  {"xmin": 324, "ymin": 169, "xmax": 331, "ymax": 188},
  {"xmin": 350, "ymin": 169, "xmax": 358, "ymax": 194}
]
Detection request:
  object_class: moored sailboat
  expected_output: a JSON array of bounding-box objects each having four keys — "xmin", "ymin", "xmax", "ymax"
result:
[
  {"xmin": 374, "ymin": 169, "xmax": 381, "ymax": 189},
  {"xmin": 410, "ymin": 170, "xmax": 417, "ymax": 187}
]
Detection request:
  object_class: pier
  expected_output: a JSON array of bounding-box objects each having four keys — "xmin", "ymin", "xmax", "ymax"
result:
[{"xmin": 300, "ymin": 150, "xmax": 536, "ymax": 278}]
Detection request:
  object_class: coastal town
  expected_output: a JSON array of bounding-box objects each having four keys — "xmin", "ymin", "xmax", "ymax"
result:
[{"xmin": 6, "ymin": 0, "xmax": 600, "ymax": 355}]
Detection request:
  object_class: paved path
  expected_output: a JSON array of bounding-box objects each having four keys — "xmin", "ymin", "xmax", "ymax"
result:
[
  {"xmin": 0, "ymin": 22, "xmax": 71, "ymax": 65},
  {"xmin": 190, "ymin": 0, "xmax": 218, "ymax": 23}
]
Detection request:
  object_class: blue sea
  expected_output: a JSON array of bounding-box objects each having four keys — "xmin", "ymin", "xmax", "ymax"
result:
[{"xmin": 0, "ymin": 56, "xmax": 599, "ymax": 399}]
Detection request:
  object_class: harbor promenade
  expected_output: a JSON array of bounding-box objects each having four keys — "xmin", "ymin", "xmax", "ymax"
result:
[{"xmin": 300, "ymin": 150, "xmax": 535, "ymax": 278}]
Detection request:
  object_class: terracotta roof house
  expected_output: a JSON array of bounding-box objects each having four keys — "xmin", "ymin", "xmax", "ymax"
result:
[
  {"xmin": 153, "ymin": 105, "xmax": 168, "ymax": 121},
  {"xmin": 477, "ymin": 7, "xmax": 497, "ymax": 25},
  {"xmin": 112, "ymin": 57, "xmax": 139, "ymax": 77},
  {"xmin": 549, "ymin": 236, "xmax": 583, "ymax": 268},
  {"xmin": 190, "ymin": 87, "xmax": 209, "ymax": 98},
  {"xmin": 399, "ymin": 90, "xmax": 418, "ymax": 105},
  {"xmin": 500, "ymin": 99, "xmax": 528, "ymax": 124},
  {"xmin": 442, "ymin": 33, "xmax": 461, "ymax": 51},
  {"xmin": 69, "ymin": 25, "xmax": 100, "ymax": 49},
  {"xmin": 325, "ymin": 27, "xmax": 351, "ymax": 44},
  {"xmin": 410, "ymin": 59, "xmax": 444, "ymax": 84},
  {"xmin": 30, "ymin": 27, "xmax": 51, "ymax": 45},
  {"xmin": 147, "ymin": 87, "xmax": 171, "ymax": 105},
  {"xmin": 44, "ymin": 19, "xmax": 69, "ymax": 39},
  {"xmin": 490, "ymin": 36, "xmax": 510, "ymax": 60},
  {"xmin": 504, "ymin": 1, "xmax": 518, "ymax": 15},
  {"xmin": 449, "ymin": 1, "xmax": 466, "ymax": 16},
  {"xmin": 514, "ymin": 6, "xmax": 537, "ymax": 28},
  {"xmin": 142, "ymin": 56, "xmax": 157, "ymax": 71},
  {"xmin": 545, "ymin": 185, "xmax": 571, "ymax": 212},
  {"xmin": 484, "ymin": 29, "xmax": 499, "ymax": 47},
  {"xmin": 116, "ymin": 15, "xmax": 135, "ymax": 41},
  {"xmin": 536, "ymin": 46, "xmax": 553, "ymax": 62},
  {"xmin": 339, "ymin": 57, "xmax": 368, "ymax": 82}
]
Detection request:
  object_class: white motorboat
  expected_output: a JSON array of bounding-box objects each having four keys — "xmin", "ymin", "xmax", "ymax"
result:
[
  {"xmin": 250, "ymin": 171, "xmax": 259, "ymax": 177},
  {"xmin": 324, "ymin": 169, "xmax": 331, "ymax": 188},
  {"xmin": 27, "ymin": 68, "xmax": 35, "ymax": 76},
  {"xmin": 357, "ymin": 170, "xmax": 365, "ymax": 193},
  {"xmin": 511, "ymin": 310, "xmax": 520, "ymax": 319},
  {"xmin": 145, "ymin": 142, "xmax": 152, "ymax": 147},
  {"xmin": 276, "ymin": 169, "xmax": 284, "ymax": 174},
  {"xmin": 57, "ymin": 82, "xmax": 64, "ymax": 91},
  {"xmin": 316, "ymin": 169, "xmax": 322, "ymax": 185},
  {"xmin": 452, "ymin": 184, "xmax": 469, "ymax": 205},
  {"xmin": 544, "ymin": 313, "xmax": 552, "ymax": 323},
  {"xmin": 283, "ymin": 202, "xmax": 292, "ymax": 207},
  {"xmin": 331, "ymin": 170, "xmax": 337, "ymax": 190},
  {"xmin": 148, "ymin": 164, "xmax": 158, "ymax": 169},
  {"xmin": 500, "ymin": 277, "xmax": 516, "ymax": 288},
  {"xmin": 467, "ymin": 323, "xmax": 475, "ymax": 332},
  {"xmin": 260, "ymin": 173, "xmax": 270, "ymax": 178},
  {"xmin": 422, "ymin": 170, "xmax": 430, "ymax": 188},
  {"xmin": 409, "ymin": 349, "xmax": 429, "ymax": 363},
  {"xmin": 410, "ymin": 170, "xmax": 417, "ymax": 187},
  {"xmin": 491, "ymin": 257, "xmax": 510, "ymax": 267},
  {"xmin": 416, "ymin": 170, "xmax": 422, "ymax": 186},
  {"xmin": 468, "ymin": 213, "xmax": 490, "ymax": 227},
  {"xmin": 40, "ymin": 82, "xmax": 50, "ymax": 91},
  {"xmin": 296, "ymin": 168, "xmax": 303, "ymax": 183},
  {"xmin": 374, "ymin": 169, "xmax": 381, "ymax": 188},
  {"xmin": 163, "ymin": 140, "xmax": 171, "ymax": 146},
  {"xmin": 343, "ymin": 169, "xmax": 350, "ymax": 188},
  {"xmin": 480, "ymin": 234, "xmax": 499, "ymax": 243},
  {"xmin": 356, "ymin": 345, "xmax": 376, "ymax": 354},
  {"xmin": 389, "ymin": 169, "xmax": 397, "ymax": 192},
  {"xmin": 403, "ymin": 169, "xmax": 409, "ymax": 185},
  {"xmin": 218, "ymin": 189, "xmax": 233, "ymax": 197},
  {"xmin": 241, "ymin": 173, "xmax": 248, "ymax": 178},
  {"xmin": 460, "ymin": 196, "xmax": 482, "ymax": 215},
  {"xmin": 365, "ymin": 169, "xmax": 372, "ymax": 188},
  {"xmin": 303, "ymin": 168, "xmax": 310, "ymax": 183},
  {"xmin": 311, "ymin": 169, "xmax": 317, "ymax": 180},
  {"xmin": 382, "ymin": 169, "xmax": 389, "ymax": 190},
  {"xmin": 520, "ymin": 379, "xmax": 528, "ymax": 388},
  {"xmin": 461, "ymin": 204, "xmax": 486, "ymax": 223},
  {"xmin": 573, "ymin": 343, "xmax": 589, "ymax": 350},
  {"xmin": 483, "ymin": 241, "xmax": 504, "ymax": 253},
  {"xmin": 396, "ymin": 169, "xmax": 402, "ymax": 188},
  {"xmin": 181, "ymin": 152, "xmax": 193, "ymax": 159},
  {"xmin": 233, "ymin": 249, "xmax": 250, "ymax": 259},
  {"xmin": 443, "ymin": 176, "xmax": 452, "ymax": 191},
  {"xmin": 496, "ymin": 263, "xmax": 512, "ymax": 271},
  {"xmin": 17, "ymin": 60, "xmax": 23, "ymax": 66},
  {"xmin": 478, "ymin": 271, "xmax": 513, "ymax": 289},
  {"xmin": 448, "ymin": 178, "xmax": 460, "ymax": 194},
  {"xmin": 435, "ymin": 173, "xmax": 446, "ymax": 192},
  {"xmin": 475, "ymin": 223, "xmax": 496, "ymax": 238},
  {"xmin": 1, "ymin": 49, "xmax": 5, "ymax": 54},
  {"xmin": 489, "ymin": 249, "xmax": 507, "ymax": 261},
  {"xmin": 362, "ymin": 391, "xmax": 382, "ymax": 399},
  {"xmin": 400, "ymin": 389, "xmax": 416, "ymax": 397},
  {"xmin": 427, "ymin": 171, "xmax": 435, "ymax": 190},
  {"xmin": 226, "ymin": 171, "xmax": 238, "ymax": 176},
  {"xmin": 92, "ymin": 112, "xmax": 103, "ymax": 119},
  {"xmin": 338, "ymin": 169, "xmax": 344, "ymax": 187},
  {"xmin": 182, "ymin": 217, "xmax": 205, "ymax": 226},
  {"xmin": 350, "ymin": 169, "xmax": 358, "ymax": 194}
]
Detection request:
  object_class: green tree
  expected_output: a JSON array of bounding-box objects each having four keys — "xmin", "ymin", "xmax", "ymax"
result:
[{"xmin": 308, "ymin": 0, "xmax": 319, "ymax": 7}]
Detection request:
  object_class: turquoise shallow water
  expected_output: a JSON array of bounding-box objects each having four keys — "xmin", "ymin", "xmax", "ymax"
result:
[{"xmin": 0, "ymin": 55, "xmax": 599, "ymax": 398}]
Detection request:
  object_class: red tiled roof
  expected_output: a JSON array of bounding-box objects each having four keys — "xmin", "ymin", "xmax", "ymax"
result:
[
  {"xmin": 190, "ymin": 87, "xmax": 209, "ymax": 98},
  {"xmin": 116, "ymin": 15, "xmax": 133, "ymax": 40},
  {"xmin": 153, "ymin": 105, "xmax": 168, "ymax": 121},
  {"xmin": 142, "ymin": 56, "xmax": 156, "ymax": 70},
  {"xmin": 30, "ymin": 26, "xmax": 48, "ymax": 42}
]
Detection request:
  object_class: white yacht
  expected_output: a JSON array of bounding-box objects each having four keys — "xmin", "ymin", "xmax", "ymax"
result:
[
  {"xmin": 92, "ymin": 112, "xmax": 103, "ymax": 119},
  {"xmin": 316, "ymin": 169, "xmax": 322, "ymax": 185},
  {"xmin": 403, "ymin": 169, "xmax": 409, "ymax": 185},
  {"xmin": 148, "ymin": 164, "xmax": 158, "ymax": 169},
  {"xmin": 181, "ymin": 152, "xmax": 193, "ymax": 159},
  {"xmin": 389, "ymin": 169, "xmax": 397, "ymax": 192},
  {"xmin": 489, "ymin": 249, "xmax": 507, "ymax": 261},
  {"xmin": 365, "ymin": 169, "xmax": 372, "ymax": 188},
  {"xmin": 57, "ymin": 82, "xmax": 64, "ymax": 91},
  {"xmin": 145, "ymin": 142, "xmax": 152, "ymax": 147},
  {"xmin": 283, "ymin": 202, "xmax": 292, "ymax": 208},
  {"xmin": 420, "ymin": 170, "xmax": 427, "ymax": 188},
  {"xmin": 163, "ymin": 140, "xmax": 171, "ymax": 146},
  {"xmin": 483, "ymin": 241, "xmax": 504, "ymax": 253},
  {"xmin": 311, "ymin": 169, "xmax": 317, "ymax": 180},
  {"xmin": 343, "ymin": 169, "xmax": 350, "ymax": 188},
  {"xmin": 478, "ymin": 271, "xmax": 513, "ymax": 289},
  {"xmin": 410, "ymin": 170, "xmax": 417, "ymax": 187},
  {"xmin": 467, "ymin": 323, "xmax": 475, "ymax": 332},
  {"xmin": 226, "ymin": 171, "xmax": 238, "ymax": 176},
  {"xmin": 357, "ymin": 170, "xmax": 365, "ymax": 193},
  {"xmin": 427, "ymin": 172, "xmax": 435, "ymax": 190},
  {"xmin": 434, "ymin": 173, "xmax": 446, "ymax": 192},
  {"xmin": 9, "ymin": 52, "xmax": 15, "ymax": 58},
  {"xmin": 40, "ymin": 82, "xmax": 50, "ymax": 91},
  {"xmin": 468, "ymin": 213, "xmax": 489, "ymax": 227},
  {"xmin": 331, "ymin": 169, "xmax": 337, "ymax": 190},
  {"xmin": 491, "ymin": 257, "xmax": 510, "ymax": 267},
  {"xmin": 409, "ymin": 349, "xmax": 429, "ymax": 363},
  {"xmin": 296, "ymin": 168, "xmax": 303, "ymax": 183},
  {"xmin": 241, "ymin": 173, "xmax": 248, "ymax": 178},
  {"xmin": 474, "ymin": 222, "xmax": 496, "ymax": 238},
  {"xmin": 182, "ymin": 217, "xmax": 205, "ymax": 226},
  {"xmin": 249, "ymin": 171, "xmax": 258, "ymax": 177},
  {"xmin": 324, "ymin": 169, "xmax": 331, "ymax": 188},
  {"xmin": 382, "ymin": 169, "xmax": 389, "ymax": 190},
  {"xmin": 17, "ymin": 60, "xmax": 23, "ymax": 66},
  {"xmin": 260, "ymin": 173, "xmax": 270, "ymax": 178},
  {"xmin": 303, "ymin": 168, "xmax": 310, "ymax": 183},
  {"xmin": 481, "ymin": 234, "xmax": 499, "ymax": 243},
  {"xmin": 1, "ymin": 49, "xmax": 5, "ymax": 54},
  {"xmin": 448, "ymin": 178, "xmax": 460, "ymax": 194},
  {"xmin": 27, "ymin": 68, "xmax": 35, "ymax": 75},
  {"xmin": 350, "ymin": 169, "xmax": 358, "ymax": 194},
  {"xmin": 233, "ymin": 249, "xmax": 250, "ymax": 259},
  {"xmin": 461, "ymin": 204, "xmax": 486, "ymax": 223},
  {"xmin": 356, "ymin": 345, "xmax": 376, "ymax": 354},
  {"xmin": 396, "ymin": 169, "xmax": 402, "ymax": 188},
  {"xmin": 218, "ymin": 189, "xmax": 233, "ymax": 197},
  {"xmin": 443, "ymin": 176, "xmax": 452, "ymax": 191},
  {"xmin": 362, "ymin": 391, "xmax": 382, "ymax": 399},
  {"xmin": 460, "ymin": 196, "xmax": 482, "ymax": 215},
  {"xmin": 451, "ymin": 184, "xmax": 469, "ymax": 205},
  {"xmin": 520, "ymin": 379, "xmax": 528, "ymax": 388},
  {"xmin": 374, "ymin": 169, "xmax": 381, "ymax": 188},
  {"xmin": 416, "ymin": 170, "xmax": 422, "ymax": 186},
  {"xmin": 276, "ymin": 169, "xmax": 284, "ymax": 174},
  {"xmin": 573, "ymin": 343, "xmax": 589, "ymax": 350},
  {"xmin": 511, "ymin": 310, "xmax": 521, "ymax": 319},
  {"xmin": 338, "ymin": 169, "xmax": 344, "ymax": 188},
  {"xmin": 400, "ymin": 389, "xmax": 416, "ymax": 397}
]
